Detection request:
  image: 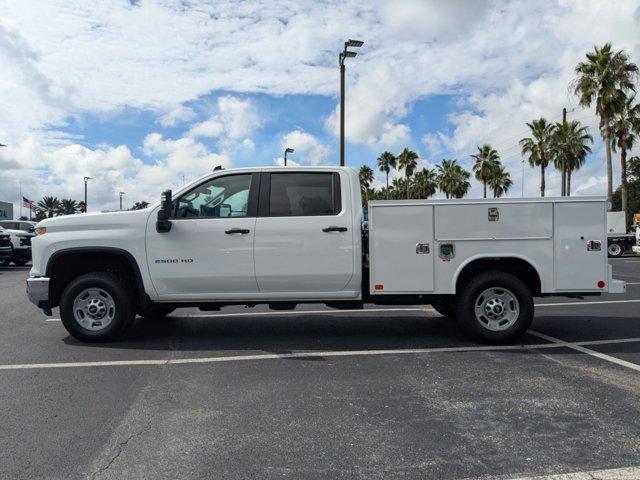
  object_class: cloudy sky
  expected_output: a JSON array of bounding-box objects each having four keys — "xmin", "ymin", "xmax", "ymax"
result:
[{"xmin": 1, "ymin": 0, "xmax": 639, "ymax": 213}]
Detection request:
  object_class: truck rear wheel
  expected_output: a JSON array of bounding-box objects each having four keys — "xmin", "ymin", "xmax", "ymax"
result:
[
  {"xmin": 607, "ymin": 242, "xmax": 623, "ymax": 258},
  {"xmin": 455, "ymin": 272, "xmax": 533, "ymax": 343},
  {"xmin": 59, "ymin": 272, "xmax": 136, "ymax": 342}
]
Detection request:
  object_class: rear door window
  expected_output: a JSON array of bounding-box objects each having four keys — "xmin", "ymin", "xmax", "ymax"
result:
[{"xmin": 268, "ymin": 173, "xmax": 341, "ymax": 217}]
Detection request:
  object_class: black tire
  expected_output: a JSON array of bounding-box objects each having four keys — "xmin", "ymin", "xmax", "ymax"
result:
[
  {"xmin": 607, "ymin": 242, "xmax": 624, "ymax": 258},
  {"xmin": 59, "ymin": 272, "xmax": 136, "ymax": 342},
  {"xmin": 431, "ymin": 299, "xmax": 456, "ymax": 319},
  {"xmin": 137, "ymin": 304, "xmax": 176, "ymax": 319},
  {"xmin": 12, "ymin": 258, "xmax": 28, "ymax": 266},
  {"xmin": 455, "ymin": 271, "xmax": 534, "ymax": 344},
  {"xmin": 0, "ymin": 258, "xmax": 10, "ymax": 267}
]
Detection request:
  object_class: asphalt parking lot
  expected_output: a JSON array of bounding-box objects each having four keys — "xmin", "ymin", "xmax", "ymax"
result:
[{"xmin": 1, "ymin": 259, "xmax": 640, "ymax": 480}]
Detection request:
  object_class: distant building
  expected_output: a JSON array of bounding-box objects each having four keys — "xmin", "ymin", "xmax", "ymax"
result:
[{"xmin": 0, "ymin": 201, "xmax": 14, "ymax": 220}]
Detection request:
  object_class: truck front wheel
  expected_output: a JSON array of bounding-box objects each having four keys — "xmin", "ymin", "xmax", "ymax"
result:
[
  {"xmin": 59, "ymin": 272, "xmax": 136, "ymax": 342},
  {"xmin": 455, "ymin": 272, "xmax": 534, "ymax": 343}
]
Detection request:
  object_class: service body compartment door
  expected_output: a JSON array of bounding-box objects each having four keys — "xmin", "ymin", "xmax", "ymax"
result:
[
  {"xmin": 369, "ymin": 204, "xmax": 434, "ymax": 293},
  {"xmin": 554, "ymin": 201, "xmax": 607, "ymax": 291}
]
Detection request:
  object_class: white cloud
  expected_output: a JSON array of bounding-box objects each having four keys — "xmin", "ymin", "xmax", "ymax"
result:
[
  {"xmin": 158, "ymin": 105, "xmax": 196, "ymax": 127},
  {"xmin": 188, "ymin": 96, "xmax": 261, "ymax": 147},
  {"xmin": 281, "ymin": 130, "xmax": 331, "ymax": 165}
]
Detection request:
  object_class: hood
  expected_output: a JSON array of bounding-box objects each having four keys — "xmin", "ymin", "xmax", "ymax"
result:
[{"xmin": 37, "ymin": 209, "xmax": 151, "ymax": 232}]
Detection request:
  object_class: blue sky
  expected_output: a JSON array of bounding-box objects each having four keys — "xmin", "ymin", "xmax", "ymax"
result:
[{"xmin": 0, "ymin": 0, "xmax": 638, "ymax": 212}]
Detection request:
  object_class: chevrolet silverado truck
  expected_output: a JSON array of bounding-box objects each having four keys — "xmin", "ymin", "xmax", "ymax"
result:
[
  {"xmin": 0, "ymin": 220, "xmax": 36, "ymax": 266},
  {"xmin": 27, "ymin": 166, "xmax": 625, "ymax": 343}
]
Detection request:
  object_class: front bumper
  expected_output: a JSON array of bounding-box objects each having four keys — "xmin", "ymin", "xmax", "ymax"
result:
[
  {"xmin": 0, "ymin": 246, "xmax": 11, "ymax": 261},
  {"xmin": 26, "ymin": 276, "xmax": 52, "ymax": 315},
  {"xmin": 12, "ymin": 246, "xmax": 31, "ymax": 260}
]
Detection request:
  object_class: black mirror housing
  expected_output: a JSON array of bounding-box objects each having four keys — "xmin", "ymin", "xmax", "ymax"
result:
[{"xmin": 156, "ymin": 189, "xmax": 173, "ymax": 233}]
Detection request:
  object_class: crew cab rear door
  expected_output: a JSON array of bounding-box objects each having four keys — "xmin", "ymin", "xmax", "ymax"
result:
[
  {"xmin": 253, "ymin": 171, "xmax": 354, "ymax": 294},
  {"xmin": 146, "ymin": 172, "xmax": 260, "ymax": 300}
]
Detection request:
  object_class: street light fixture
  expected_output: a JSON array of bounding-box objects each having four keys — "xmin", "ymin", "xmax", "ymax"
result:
[
  {"xmin": 83, "ymin": 177, "xmax": 92, "ymax": 212},
  {"xmin": 284, "ymin": 147, "xmax": 294, "ymax": 166},
  {"xmin": 119, "ymin": 191, "xmax": 125, "ymax": 211},
  {"xmin": 339, "ymin": 38, "xmax": 363, "ymax": 167}
]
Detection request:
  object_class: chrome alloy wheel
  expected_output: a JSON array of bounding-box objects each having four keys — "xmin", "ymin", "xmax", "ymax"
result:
[
  {"xmin": 72, "ymin": 288, "xmax": 116, "ymax": 331},
  {"xmin": 473, "ymin": 287, "xmax": 520, "ymax": 332},
  {"xmin": 608, "ymin": 243, "xmax": 622, "ymax": 257}
]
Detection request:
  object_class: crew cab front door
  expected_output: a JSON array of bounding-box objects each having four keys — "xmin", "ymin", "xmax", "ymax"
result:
[{"xmin": 146, "ymin": 172, "xmax": 259, "ymax": 301}]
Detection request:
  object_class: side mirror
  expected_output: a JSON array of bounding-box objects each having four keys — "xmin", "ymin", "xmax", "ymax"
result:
[{"xmin": 156, "ymin": 189, "xmax": 173, "ymax": 233}]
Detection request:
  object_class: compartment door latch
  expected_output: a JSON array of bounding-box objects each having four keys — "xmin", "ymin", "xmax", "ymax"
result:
[
  {"xmin": 416, "ymin": 243, "xmax": 430, "ymax": 254},
  {"xmin": 587, "ymin": 240, "xmax": 601, "ymax": 251}
]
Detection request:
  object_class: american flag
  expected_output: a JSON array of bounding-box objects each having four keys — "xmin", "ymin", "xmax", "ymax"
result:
[{"xmin": 22, "ymin": 196, "xmax": 36, "ymax": 212}]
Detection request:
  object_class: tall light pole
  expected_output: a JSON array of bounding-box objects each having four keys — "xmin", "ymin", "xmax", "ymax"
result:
[
  {"xmin": 339, "ymin": 39, "xmax": 363, "ymax": 167},
  {"xmin": 83, "ymin": 176, "xmax": 92, "ymax": 212},
  {"xmin": 284, "ymin": 147, "xmax": 294, "ymax": 166},
  {"xmin": 119, "ymin": 191, "xmax": 125, "ymax": 211}
]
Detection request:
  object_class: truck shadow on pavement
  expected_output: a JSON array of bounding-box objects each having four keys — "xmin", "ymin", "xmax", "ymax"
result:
[{"xmin": 62, "ymin": 312, "xmax": 640, "ymax": 357}]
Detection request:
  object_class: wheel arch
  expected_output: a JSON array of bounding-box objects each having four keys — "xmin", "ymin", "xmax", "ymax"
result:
[
  {"xmin": 46, "ymin": 247, "xmax": 147, "ymax": 308},
  {"xmin": 452, "ymin": 254, "xmax": 543, "ymax": 295}
]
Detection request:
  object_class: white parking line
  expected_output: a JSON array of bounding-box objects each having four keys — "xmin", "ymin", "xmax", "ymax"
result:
[
  {"xmin": 2, "ymin": 337, "xmax": 640, "ymax": 372},
  {"xmin": 495, "ymin": 465, "xmax": 640, "ymax": 480},
  {"xmin": 529, "ymin": 330, "xmax": 640, "ymax": 373}
]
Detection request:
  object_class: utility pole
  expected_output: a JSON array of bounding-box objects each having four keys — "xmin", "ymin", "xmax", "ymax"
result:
[
  {"xmin": 119, "ymin": 192, "xmax": 125, "ymax": 211},
  {"xmin": 339, "ymin": 39, "xmax": 363, "ymax": 167},
  {"xmin": 561, "ymin": 107, "xmax": 567, "ymax": 197},
  {"xmin": 83, "ymin": 177, "xmax": 92, "ymax": 212},
  {"xmin": 521, "ymin": 160, "xmax": 525, "ymax": 197}
]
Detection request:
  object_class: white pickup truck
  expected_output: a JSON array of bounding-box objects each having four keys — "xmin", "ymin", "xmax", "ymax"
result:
[{"xmin": 27, "ymin": 166, "xmax": 625, "ymax": 343}]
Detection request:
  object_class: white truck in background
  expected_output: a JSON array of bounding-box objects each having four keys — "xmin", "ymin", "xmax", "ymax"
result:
[
  {"xmin": 606, "ymin": 211, "xmax": 640, "ymax": 257},
  {"xmin": 26, "ymin": 167, "xmax": 625, "ymax": 344}
]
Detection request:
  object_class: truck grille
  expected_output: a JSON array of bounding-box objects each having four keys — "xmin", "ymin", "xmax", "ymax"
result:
[{"xmin": 0, "ymin": 235, "xmax": 10, "ymax": 247}]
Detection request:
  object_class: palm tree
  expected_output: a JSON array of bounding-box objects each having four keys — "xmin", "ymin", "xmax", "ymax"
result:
[
  {"xmin": 77, "ymin": 201, "xmax": 86, "ymax": 213},
  {"xmin": 436, "ymin": 159, "xmax": 471, "ymax": 199},
  {"xmin": 396, "ymin": 148, "xmax": 419, "ymax": 199},
  {"xmin": 573, "ymin": 43, "xmax": 638, "ymax": 205},
  {"xmin": 412, "ymin": 167, "xmax": 437, "ymax": 199},
  {"xmin": 37, "ymin": 196, "xmax": 60, "ymax": 218},
  {"xmin": 129, "ymin": 201, "xmax": 149, "ymax": 210},
  {"xmin": 377, "ymin": 152, "xmax": 396, "ymax": 200},
  {"xmin": 471, "ymin": 144, "xmax": 500, "ymax": 198},
  {"xmin": 359, "ymin": 165, "xmax": 374, "ymax": 203},
  {"xmin": 488, "ymin": 165, "xmax": 513, "ymax": 198},
  {"xmin": 58, "ymin": 198, "xmax": 78, "ymax": 215},
  {"xmin": 612, "ymin": 96, "xmax": 640, "ymax": 215},
  {"xmin": 520, "ymin": 118, "xmax": 555, "ymax": 197},
  {"xmin": 390, "ymin": 177, "xmax": 407, "ymax": 200},
  {"xmin": 552, "ymin": 120, "xmax": 593, "ymax": 196}
]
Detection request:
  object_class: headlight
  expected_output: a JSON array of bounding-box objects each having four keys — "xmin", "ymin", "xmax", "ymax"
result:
[{"xmin": 36, "ymin": 227, "xmax": 46, "ymax": 236}]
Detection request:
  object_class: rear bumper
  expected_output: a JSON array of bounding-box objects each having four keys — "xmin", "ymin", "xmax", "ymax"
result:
[{"xmin": 26, "ymin": 276, "xmax": 52, "ymax": 315}]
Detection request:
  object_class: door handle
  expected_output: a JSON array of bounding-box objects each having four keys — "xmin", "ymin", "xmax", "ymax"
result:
[
  {"xmin": 225, "ymin": 228, "xmax": 250, "ymax": 234},
  {"xmin": 322, "ymin": 226, "xmax": 348, "ymax": 232}
]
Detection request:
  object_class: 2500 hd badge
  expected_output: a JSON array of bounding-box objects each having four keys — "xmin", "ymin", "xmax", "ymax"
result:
[{"xmin": 155, "ymin": 258, "xmax": 194, "ymax": 264}]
